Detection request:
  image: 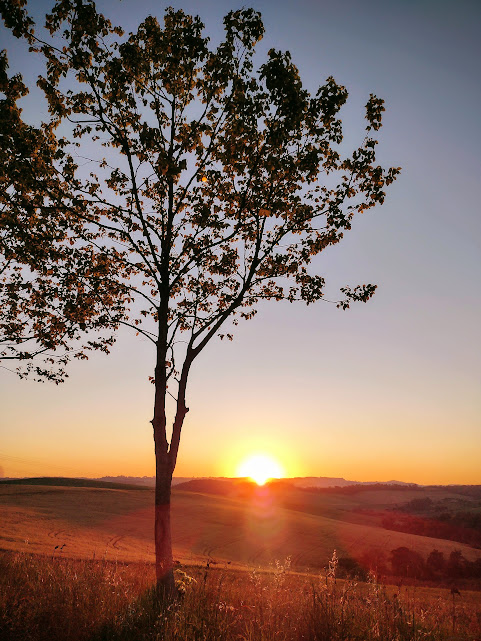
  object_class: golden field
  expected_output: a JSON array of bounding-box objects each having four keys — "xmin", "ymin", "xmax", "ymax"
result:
[
  {"xmin": 1, "ymin": 479, "xmax": 481, "ymax": 640},
  {"xmin": 0, "ymin": 480, "xmax": 480, "ymax": 571}
]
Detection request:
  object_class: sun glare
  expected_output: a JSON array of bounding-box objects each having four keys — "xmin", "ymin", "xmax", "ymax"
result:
[{"xmin": 237, "ymin": 454, "xmax": 285, "ymax": 486}]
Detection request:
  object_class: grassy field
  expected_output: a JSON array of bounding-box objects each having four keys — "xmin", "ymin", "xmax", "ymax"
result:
[
  {"xmin": 1, "ymin": 480, "xmax": 480, "ymax": 573},
  {"xmin": 1, "ymin": 480, "xmax": 481, "ymax": 639},
  {"xmin": 1, "ymin": 551, "xmax": 480, "ymax": 640}
]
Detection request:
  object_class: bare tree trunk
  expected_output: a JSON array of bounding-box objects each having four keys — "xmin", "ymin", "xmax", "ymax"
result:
[
  {"xmin": 152, "ymin": 325, "xmax": 176, "ymax": 596},
  {"xmin": 154, "ymin": 449, "xmax": 175, "ymax": 595},
  {"xmin": 152, "ymin": 399, "xmax": 189, "ymax": 596},
  {"xmin": 151, "ymin": 299, "xmax": 191, "ymax": 598}
]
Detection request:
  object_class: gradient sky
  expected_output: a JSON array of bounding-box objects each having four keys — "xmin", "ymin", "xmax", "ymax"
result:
[{"xmin": 1, "ymin": 0, "xmax": 480, "ymax": 484}]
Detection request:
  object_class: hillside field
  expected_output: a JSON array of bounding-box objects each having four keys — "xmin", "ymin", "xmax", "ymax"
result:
[
  {"xmin": 2, "ymin": 479, "xmax": 481, "ymax": 640},
  {"xmin": 1, "ymin": 478, "xmax": 480, "ymax": 574}
]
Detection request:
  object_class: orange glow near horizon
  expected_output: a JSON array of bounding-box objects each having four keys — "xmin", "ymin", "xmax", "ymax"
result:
[{"xmin": 236, "ymin": 453, "xmax": 285, "ymax": 486}]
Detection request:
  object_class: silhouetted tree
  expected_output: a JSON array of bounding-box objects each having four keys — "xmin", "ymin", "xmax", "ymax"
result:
[
  {"xmin": 0, "ymin": 49, "xmax": 126, "ymax": 382},
  {"xmin": 337, "ymin": 556, "xmax": 367, "ymax": 581},
  {"xmin": 447, "ymin": 550, "xmax": 467, "ymax": 579},
  {"xmin": 390, "ymin": 547, "xmax": 425, "ymax": 579},
  {"xmin": 426, "ymin": 549, "xmax": 445, "ymax": 579},
  {"xmin": 1, "ymin": 0, "xmax": 400, "ymax": 593}
]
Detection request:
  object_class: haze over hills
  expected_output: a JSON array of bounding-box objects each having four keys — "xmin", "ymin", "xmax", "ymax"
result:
[
  {"xmin": 2, "ymin": 474, "xmax": 474, "ymax": 488},
  {"xmin": 3, "ymin": 474, "xmax": 478, "ymax": 491},
  {"xmin": 94, "ymin": 475, "xmax": 418, "ymax": 488}
]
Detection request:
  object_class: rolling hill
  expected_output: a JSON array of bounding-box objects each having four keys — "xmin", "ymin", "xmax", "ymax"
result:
[
  {"xmin": 1, "ymin": 477, "xmax": 480, "ymax": 574},
  {"xmin": 0, "ymin": 477, "xmax": 150, "ymax": 491}
]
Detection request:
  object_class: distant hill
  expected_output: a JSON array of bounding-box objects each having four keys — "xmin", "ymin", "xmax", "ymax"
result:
[
  {"xmin": 1, "ymin": 476, "xmax": 195, "ymax": 488},
  {"xmin": 177, "ymin": 477, "xmax": 481, "ymax": 497},
  {"xmin": 95, "ymin": 476, "xmax": 418, "ymax": 489},
  {"xmin": 174, "ymin": 478, "xmax": 256, "ymax": 497},
  {"xmin": 173, "ymin": 477, "xmax": 420, "ymax": 495},
  {"xmin": 95, "ymin": 476, "xmax": 194, "ymax": 487},
  {"xmin": 4, "ymin": 475, "xmax": 478, "ymax": 493},
  {"xmin": 281, "ymin": 477, "xmax": 417, "ymax": 488},
  {"xmin": 0, "ymin": 477, "xmax": 150, "ymax": 491},
  {"xmin": 174, "ymin": 478, "xmax": 422, "ymax": 503}
]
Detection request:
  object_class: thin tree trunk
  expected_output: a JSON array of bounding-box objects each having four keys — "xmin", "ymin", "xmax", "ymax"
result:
[
  {"xmin": 152, "ymin": 403, "xmax": 189, "ymax": 596},
  {"xmin": 152, "ymin": 328, "xmax": 176, "ymax": 595},
  {"xmin": 151, "ymin": 306, "xmax": 191, "ymax": 597},
  {"xmin": 152, "ymin": 96, "xmax": 178, "ymax": 598},
  {"xmin": 154, "ymin": 450, "xmax": 175, "ymax": 595}
]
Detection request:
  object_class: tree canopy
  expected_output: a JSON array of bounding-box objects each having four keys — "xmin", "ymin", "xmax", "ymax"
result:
[{"xmin": 0, "ymin": 47, "xmax": 126, "ymax": 382}]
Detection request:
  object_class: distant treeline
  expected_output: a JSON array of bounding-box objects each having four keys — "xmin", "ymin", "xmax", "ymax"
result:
[
  {"xmin": 337, "ymin": 547, "xmax": 481, "ymax": 584},
  {"xmin": 356, "ymin": 495, "xmax": 481, "ymax": 548},
  {"xmin": 301, "ymin": 483, "xmax": 421, "ymax": 495},
  {"xmin": 301, "ymin": 483, "xmax": 481, "ymax": 497},
  {"xmin": 380, "ymin": 512, "xmax": 481, "ymax": 548}
]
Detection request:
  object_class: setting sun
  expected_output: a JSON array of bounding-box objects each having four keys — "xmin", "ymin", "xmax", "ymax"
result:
[{"xmin": 237, "ymin": 454, "xmax": 285, "ymax": 485}]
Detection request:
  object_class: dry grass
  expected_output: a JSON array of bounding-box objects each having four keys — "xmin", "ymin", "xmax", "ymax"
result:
[{"xmin": 1, "ymin": 551, "xmax": 480, "ymax": 641}]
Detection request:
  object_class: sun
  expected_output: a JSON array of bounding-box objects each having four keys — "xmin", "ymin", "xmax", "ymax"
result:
[{"xmin": 237, "ymin": 454, "xmax": 285, "ymax": 486}]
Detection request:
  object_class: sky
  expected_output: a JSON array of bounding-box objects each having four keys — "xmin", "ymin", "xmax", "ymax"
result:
[{"xmin": 0, "ymin": 0, "xmax": 480, "ymax": 485}]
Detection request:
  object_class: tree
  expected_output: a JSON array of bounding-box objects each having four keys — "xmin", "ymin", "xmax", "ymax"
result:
[
  {"xmin": 426, "ymin": 549, "xmax": 445, "ymax": 579},
  {"xmin": 390, "ymin": 547, "xmax": 425, "ymax": 579},
  {"xmin": 1, "ymin": 0, "xmax": 400, "ymax": 593},
  {"xmin": 447, "ymin": 550, "xmax": 467, "ymax": 579},
  {"xmin": 0, "ymin": 48, "xmax": 126, "ymax": 382}
]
